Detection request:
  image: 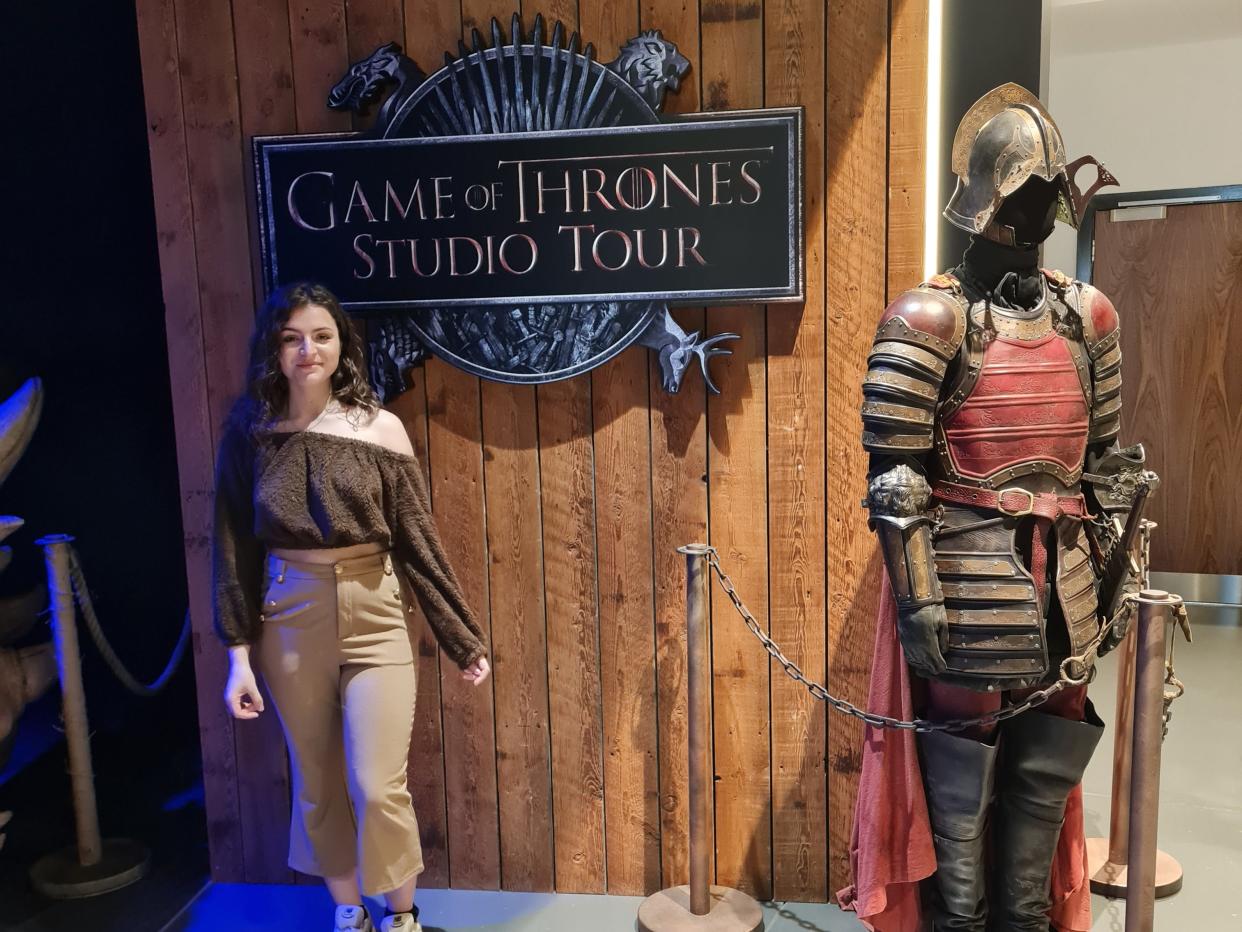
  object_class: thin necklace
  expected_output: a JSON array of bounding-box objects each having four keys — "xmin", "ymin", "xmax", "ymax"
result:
[{"xmin": 303, "ymin": 398, "xmax": 337, "ymax": 432}]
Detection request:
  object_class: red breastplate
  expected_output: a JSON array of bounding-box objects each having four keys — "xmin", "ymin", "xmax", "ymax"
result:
[{"xmin": 940, "ymin": 332, "xmax": 1089, "ymax": 482}]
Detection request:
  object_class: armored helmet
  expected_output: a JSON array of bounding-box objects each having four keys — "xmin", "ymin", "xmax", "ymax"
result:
[{"xmin": 943, "ymin": 83, "xmax": 1079, "ymax": 246}]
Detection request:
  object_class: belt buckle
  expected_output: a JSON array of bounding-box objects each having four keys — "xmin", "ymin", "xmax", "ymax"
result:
[{"xmin": 998, "ymin": 487, "xmax": 1036, "ymax": 517}]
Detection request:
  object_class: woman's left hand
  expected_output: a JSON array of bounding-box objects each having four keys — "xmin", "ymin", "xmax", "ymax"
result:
[{"xmin": 461, "ymin": 656, "xmax": 490, "ymax": 685}]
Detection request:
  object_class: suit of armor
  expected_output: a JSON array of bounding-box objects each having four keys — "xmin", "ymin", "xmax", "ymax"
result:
[
  {"xmin": 865, "ymin": 266, "xmax": 1123, "ymax": 690},
  {"xmin": 860, "ymin": 84, "xmax": 1142, "ymax": 931}
]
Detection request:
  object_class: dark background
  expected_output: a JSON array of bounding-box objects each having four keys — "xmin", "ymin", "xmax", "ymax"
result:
[
  {"xmin": 0, "ymin": 0, "xmax": 208, "ymax": 924},
  {"xmin": 938, "ymin": 0, "xmax": 1044, "ymax": 266}
]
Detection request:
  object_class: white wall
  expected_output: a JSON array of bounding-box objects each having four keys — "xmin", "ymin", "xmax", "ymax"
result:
[{"xmin": 1042, "ymin": 0, "xmax": 1242, "ymax": 275}]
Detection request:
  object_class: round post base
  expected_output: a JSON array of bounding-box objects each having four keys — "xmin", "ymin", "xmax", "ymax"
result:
[
  {"xmin": 1085, "ymin": 837, "xmax": 1183, "ymax": 898},
  {"xmin": 30, "ymin": 838, "xmax": 149, "ymax": 899},
  {"xmin": 638, "ymin": 885, "xmax": 764, "ymax": 932}
]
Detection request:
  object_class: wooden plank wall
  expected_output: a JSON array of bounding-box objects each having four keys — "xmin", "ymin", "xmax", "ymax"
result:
[{"xmin": 136, "ymin": 0, "xmax": 927, "ymax": 900}]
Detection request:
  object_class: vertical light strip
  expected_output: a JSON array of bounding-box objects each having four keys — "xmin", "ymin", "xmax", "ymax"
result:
[{"xmin": 923, "ymin": 0, "xmax": 943, "ymax": 279}]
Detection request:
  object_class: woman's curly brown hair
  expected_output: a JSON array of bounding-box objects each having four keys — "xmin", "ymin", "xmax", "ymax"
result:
[{"xmin": 229, "ymin": 282, "xmax": 379, "ymax": 439}]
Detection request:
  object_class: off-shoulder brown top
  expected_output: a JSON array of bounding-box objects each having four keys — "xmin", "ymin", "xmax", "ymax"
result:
[{"xmin": 211, "ymin": 425, "xmax": 486, "ymax": 668}]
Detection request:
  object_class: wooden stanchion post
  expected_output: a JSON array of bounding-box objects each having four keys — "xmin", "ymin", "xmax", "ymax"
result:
[
  {"xmin": 637, "ymin": 545, "xmax": 763, "ymax": 932},
  {"xmin": 43, "ymin": 535, "xmax": 101, "ymax": 866},
  {"xmin": 29, "ymin": 534, "xmax": 148, "ymax": 898}
]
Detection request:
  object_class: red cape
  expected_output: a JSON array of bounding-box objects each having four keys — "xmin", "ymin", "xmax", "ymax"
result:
[{"xmin": 835, "ymin": 578, "xmax": 1093, "ymax": 931}]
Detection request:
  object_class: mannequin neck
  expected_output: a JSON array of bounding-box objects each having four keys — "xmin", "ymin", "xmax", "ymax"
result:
[{"xmin": 957, "ymin": 236, "xmax": 1043, "ymax": 311}]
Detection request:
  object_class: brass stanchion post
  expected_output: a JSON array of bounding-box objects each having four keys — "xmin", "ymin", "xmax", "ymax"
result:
[
  {"xmin": 29, "ymin": 534, "xmax": 148, "ymax": 898},
  {"xmin": 1086, "ymin": 615, "xmax": 1182, "ymax": 897},
  {"xmin": 1124, "ymin": 589, "xmax": 1178, "ymax": 931},
  {"xmin": 687, "ymin": 542, "xmax": 712, "ymax": 916},
  {"xmin": 1087, "ymin": 520, "xmax": 1182, "ymax": 900},
  {"xmin": 1110, "ymin": 615, "xmax": 1138, "ymax": 867},
  {"xmin": 637, "ymin": 545, "xmax": 763, "ymax": 932}
]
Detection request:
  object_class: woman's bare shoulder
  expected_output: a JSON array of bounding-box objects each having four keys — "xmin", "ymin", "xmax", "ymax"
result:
[{"xmin": 358, "ymin": 408, "xmax": 416, "ymax": 457}]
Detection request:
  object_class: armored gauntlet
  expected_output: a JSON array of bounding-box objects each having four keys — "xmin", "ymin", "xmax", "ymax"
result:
[{"xmin": 867, "ymin": 465, "xmax": 948, "ymax": 674}]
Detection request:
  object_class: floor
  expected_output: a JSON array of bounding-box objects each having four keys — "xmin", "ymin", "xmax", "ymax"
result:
[
  {"xmin": 0, "ymin": 690, "xmax": 209, "ymax": 932},
  {"xmin": 160, "ymin": 885, "xmax": 866, "ymax": 932},
  {"xmin": 4, "ymin": 623, "xmax": 1237, "ymax": 931},
  {"xmin": 1079, "ymin": 620, "xmax": 1241, "ymax": 930},
  {"xmin": 158, "ymin": 622, "xmax": 1240, "ymax": 932}
]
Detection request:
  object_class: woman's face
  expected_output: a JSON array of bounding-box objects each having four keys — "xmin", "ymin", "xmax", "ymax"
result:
[{"xmin": 278, "ymin": 303, "xmax": 341, "ymax": 389}]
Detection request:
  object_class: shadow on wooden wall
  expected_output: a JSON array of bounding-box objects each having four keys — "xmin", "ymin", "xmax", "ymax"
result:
[{"xmin": 135, "ymin": 0, "xmax": 926, "ymax": 902}]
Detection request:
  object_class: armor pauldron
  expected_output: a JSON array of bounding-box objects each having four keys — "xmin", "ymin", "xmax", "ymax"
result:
[
  {"xmin": 1082, "ymin": 287, "xmax": 1123, "ymax": 443},
  {"xmin": 1089, "ymin": 346, "xmax": 1123, "ymax": 443},
  {"xmin": 866, "ymin": 465, "xmax": 943, "ymax": 610},
  {"xmin": 862, "ymin": 289, "xmax": 967, "ymax": 456}
]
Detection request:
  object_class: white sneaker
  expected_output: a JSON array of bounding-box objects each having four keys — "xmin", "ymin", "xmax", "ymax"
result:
[
  {"xmin": 379, "ymin": 912, "xmax": 422, "ymax": 932},
  {"xmin": 334, "ymin": 904, "xmax": 375, "ymax": 932}
]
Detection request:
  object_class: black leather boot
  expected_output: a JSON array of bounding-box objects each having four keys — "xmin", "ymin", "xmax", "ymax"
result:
[
  {"xmin": 917, "ymin": 728, "xmax": 1000, "ymax": 931},
  {"xmin": 990, "ymin": 702, "xmax": 1104, "ymax": 931}
]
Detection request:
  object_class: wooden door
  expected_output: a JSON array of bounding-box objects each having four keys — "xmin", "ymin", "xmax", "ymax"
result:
[{"xmin": 1091, "ymin": 201, "xmax": 1242, "ymax": 575}]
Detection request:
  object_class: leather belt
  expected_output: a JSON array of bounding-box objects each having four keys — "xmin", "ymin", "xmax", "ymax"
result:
[
  {"xmin": 932, "ymin": 481, "xmax": 1087, "ymax": 521},
  {"xmin": 933, "ymin": 480, "xmax": 1089, "ymax": 612}
]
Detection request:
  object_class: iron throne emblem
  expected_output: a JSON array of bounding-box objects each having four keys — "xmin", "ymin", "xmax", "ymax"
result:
[{"xmin": 328, "ymin": 14, "xmax": 737, "ymax": 401}]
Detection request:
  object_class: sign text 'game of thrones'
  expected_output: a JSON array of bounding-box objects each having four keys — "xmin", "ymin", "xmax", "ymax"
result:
[{"xmin": 254, "ymin": 111, "xmax": 802, "ymax": 312}]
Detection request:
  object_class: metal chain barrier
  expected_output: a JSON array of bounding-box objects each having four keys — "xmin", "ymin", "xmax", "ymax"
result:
[
  {"xmin": 66, "ymin": 546, "xmax": 190, "ymax": 697},
  {"xmin": 1162, "ymin": 603, "xmax": 1190, "ymax": 740},
  {"xmin": 1129, "ymin": 519, "xmax": 1190, "ymax": 742},
  {"xmin": 702, "ymin": 546, "xmax": 1122, "ymax": 734}
]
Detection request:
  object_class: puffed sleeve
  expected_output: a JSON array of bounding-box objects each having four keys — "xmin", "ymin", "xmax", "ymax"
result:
[
  {"xmin": 211, "ymin": 423, "xmax": 265, "ymax": 646},
  {"xmin": 383, "ymin": 456, "xmax": 487, "ymax": 668}
]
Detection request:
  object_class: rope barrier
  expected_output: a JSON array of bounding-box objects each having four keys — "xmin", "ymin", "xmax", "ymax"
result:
[{"xmin": 66, "ymin": 546, "xmax": 190, "ymax": 697}]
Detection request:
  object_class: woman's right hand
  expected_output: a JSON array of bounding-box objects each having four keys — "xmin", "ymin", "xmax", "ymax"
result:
[
  {"xmin": 460, "ymin": 655, "xmax": 491, "ymax": 686},
  {"xmin": 224, "ymin": 653, "xmax": 265, "ymax": 719}
]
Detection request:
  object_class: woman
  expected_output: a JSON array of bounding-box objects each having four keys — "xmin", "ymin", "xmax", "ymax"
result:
[{"xmin": 212, "ymin": 282, "xmax": 490, "ymax": 932}]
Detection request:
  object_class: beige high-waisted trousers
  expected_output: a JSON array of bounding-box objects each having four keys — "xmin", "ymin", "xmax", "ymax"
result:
[{"xmin": 255, "ymin": 549, "xmax": 423, "ymax": 895}]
